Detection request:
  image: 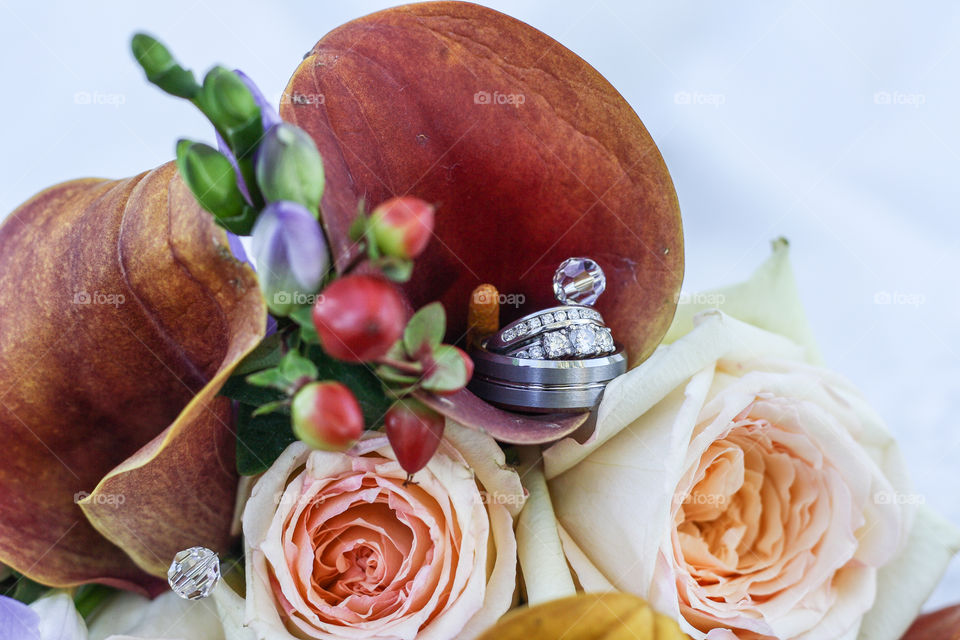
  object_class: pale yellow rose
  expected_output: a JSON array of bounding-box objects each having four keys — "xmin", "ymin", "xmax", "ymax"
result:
[{"xmin": 519, "ymin": 240, "xmax": 960, "ymax": 640}]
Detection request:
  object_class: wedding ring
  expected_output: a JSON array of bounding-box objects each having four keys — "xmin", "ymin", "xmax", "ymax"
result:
[
  {"xmin": 467, "ymin": 256, "xmax": 623, "ymax": 412},
  {"xmin": 468, "ymin": 346, "xmax": 626, "ymax": 413},
  {"xmin": 485, "ymin": 305, "xmax": 605, "ymax": 354},
  {"xmin": 500, "ymin": 324, "xmax": 615, "ymax": 360}
]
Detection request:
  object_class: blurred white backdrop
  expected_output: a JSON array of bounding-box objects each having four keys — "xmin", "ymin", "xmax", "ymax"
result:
[{"xmin": 2, "ymin": 0, "xmax": 959, "ymax": 609}]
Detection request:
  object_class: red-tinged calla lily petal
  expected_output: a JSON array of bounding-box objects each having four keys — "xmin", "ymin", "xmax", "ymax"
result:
[
  {"xmin": 0, "ymin": 162, "xmax": 265, "ymax": 593},
  {"xmin": 281, "ymin": 1, "xmax": 684, "ymax": 365},
  {"xmin": 415, "ymin": 389, "xmax": 588, "ymax": 444}
]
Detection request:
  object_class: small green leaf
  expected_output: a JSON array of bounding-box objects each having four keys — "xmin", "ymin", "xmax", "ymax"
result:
[
  {"xmin": 233, "ymin": 333, "xmax": 284, "ymax": 376},
  {"xmin": 236, "ymin": 404, "xmax": 296, "ymax": 475},
  {"xmin": 421, "ymin": 344, "xmax": 468, "ymax": 393},
  {"xmin": 404, "ymin": 302, "xmax": 446, "ymax": 357},
  {"xmin": 375, "ymin": 363, "xmax": 421, "ymax": 386},
  {"xmin": 289, "ymin": 306, "xmax": 319, "ymax": 344},
  {"xmin": 348, "ymin": 212, "xmax": 367, "ymax": 242},
  {"xmin": 219, "ymin": 375, "xmax": 285, "ymax": 406},
  {"xmin": 377, "ymin": 256, "xmax": 414, "ymax": 282},
  {"xmin": 252, "ymin": 399, "xmax": 290, "ymax": 417},
  {"xmin": 279, "ymin": 350, "xmax": 318, "ymax": 382},
  {"xmin": 245, "ymin": 367, "xmax": 289, "ymax": 390}
]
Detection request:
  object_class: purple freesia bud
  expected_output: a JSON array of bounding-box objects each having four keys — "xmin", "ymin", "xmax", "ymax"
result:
[
  {"xmin": 0, "ymin": 595, "xmax": 40, "ymax": 640},
  {"xmin": 251, "ymin": 200, "xmax": 329, "ymax": 316}
]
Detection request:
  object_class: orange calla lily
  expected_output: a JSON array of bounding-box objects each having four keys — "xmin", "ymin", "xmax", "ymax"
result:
[
  {"xmin": 0, "ymin": 162, "xmax": 265, "ymax": 593},
  {"xmin": 281, "ymin": 1, "xmax": 684, "ymax": 365}
]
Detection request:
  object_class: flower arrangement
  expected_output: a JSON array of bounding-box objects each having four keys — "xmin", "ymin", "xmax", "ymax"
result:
[{"xmin": 0, "ymin": 3, "xmax": 957, "ymax": 640}]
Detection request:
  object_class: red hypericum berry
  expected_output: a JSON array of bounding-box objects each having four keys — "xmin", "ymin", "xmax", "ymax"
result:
[
  {"xmin": 312, "ymin": 274, "xmax": 406, "ymax": 362},
  {"xmin": 368, "ymin": 197, "xmax": 435, "ymax": 259},
  {"xmin": 291, "ymin": 381, "xmax": 364, "ymax": 451},
  {"xmin": 385, "ymin": 400, "xmax": 444, "ymax": 477}
]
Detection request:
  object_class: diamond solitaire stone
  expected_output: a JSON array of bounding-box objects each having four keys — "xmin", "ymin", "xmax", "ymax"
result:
[
  {"xmin": 553, "ymin": 257, "xmax": 606, "ymax": 306},
  {"xmin": 168, "ymin": 547, "xmax": 220, "ymax": 600},
  {"xmin": 542, "ymin": 332, "xmax": 571, "ymax": 358},
  {"xmin": 570, "ymin": 324, "xmax": 598, "ymax": 356}
]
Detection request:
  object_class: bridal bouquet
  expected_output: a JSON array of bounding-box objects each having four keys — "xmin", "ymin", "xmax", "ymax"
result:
[{"xmin": 1, "ymin": 3, "xmax": 957, "ymax": 640}]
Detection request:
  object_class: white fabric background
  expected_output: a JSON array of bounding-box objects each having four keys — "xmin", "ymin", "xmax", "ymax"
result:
[{"xmin": 2, "ymin": 0, "xmax": 958, "ymax": 611}]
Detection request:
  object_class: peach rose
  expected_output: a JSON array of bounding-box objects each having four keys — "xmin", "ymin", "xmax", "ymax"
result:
[
  {"xmin": 528, "ymin": 241, "xmax": 960, "ymax": 640},
  {"xmin": 233, "ymin": 422, "xmax": 524, "ymax": 640}
]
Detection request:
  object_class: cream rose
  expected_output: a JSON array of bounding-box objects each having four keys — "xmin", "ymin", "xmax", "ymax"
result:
[
  {"xmin": 233, "ymin": 422, "xmax": 524, "ymax": 640},
  {"xmin": 527, "ymin": 241, "xmax": 960, "ymax": 640}
]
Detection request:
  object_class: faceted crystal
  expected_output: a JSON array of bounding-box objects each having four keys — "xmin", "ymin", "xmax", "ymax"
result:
[
  {"xmin": 502, "ymin": 328, "xmax": 516, "ymax": 342},
  {"xmin": 597, "ymin": 327, "xmax": 614, "ymax": 352},
  {"xmin": 516, "ymin": 322, "xmax": 528, "ymax": 336},
  {"xmin": 516, "ymin": 350, "xmax": 529, "ymax": 358},
  {"xmin": 528, "ymin": 345, "xmax": 545, "ymax": 359},
  {"xmin": 168, "ymin": 546, "xmax": 220, "ymax": 600},
  {"xmin": 553, "ymin": 310, "xmax": 566, "ymax": 322},
  {"xmin": 541, "ymin": 312, "xmax": 554, "ymax": 324},
  {"xmin": 566, "ymin": 308, "xmax": 579, "ymax": 319},
  {"xmin": 528, "ymin": 316, "xmax": 542, "ymax": 330},
  {"xmin": 569, "ymin": 324, "xmax": 598, "ymax": 356},
  {"xmin": 542, "ymin": 332, "xmax": 571, "ymax": 358},
  {"xmin": 553, "ymin": 257, "xmax": 606, "ymax": 306}
]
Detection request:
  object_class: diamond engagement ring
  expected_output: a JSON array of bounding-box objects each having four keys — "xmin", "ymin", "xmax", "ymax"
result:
[
  {"xmin": 484, "ymin": 305, "xmax": 605, "ymax": 354},
  {"xmin": 468, "ymin": 257, "xmax": 624, "ymax": 412},
  {"xmin": 503, "ymin": 323, "xmax": 616, "ymax": 359}
]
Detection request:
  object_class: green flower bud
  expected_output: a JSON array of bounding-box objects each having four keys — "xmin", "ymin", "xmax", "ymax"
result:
[
  {"xmin": 255, "ymin": 123, "xmax": 325, "ymax": 214},
  {"xmin": 130, "ymin": 33, "xmax": 199, "ymax": 99},
  {"xmin": 175, "ymin": 140, "xmax": 246, "ymax": 219},
  {"xmin": 201, "ymin": 67, "xmax": 260, "ymax": 131}
]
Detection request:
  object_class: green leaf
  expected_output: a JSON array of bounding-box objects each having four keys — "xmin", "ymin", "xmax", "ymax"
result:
[
  {"xmin": 375, "ymin": 363, "xmax": 421, "ymax": 386},
  {"xmin": 233, "ymin": 333, "xmax": 284, "ymax": 376},
  {"xmin": 289, "ymin": 306, "xmax": 319, "ymax": 344},
  {"xmin": 421, "ymin": 344, "xmax": 468, "ymax": 394},
  {"xmin": 251, "ymin": 399, "xmax": 290, "ymax": 417},
  {"xmin": 377, "ymin": 256, "xmax": 414, "ymax": 283},
  {"xmin": 404, "ymin": 302, "xmax": 445, "ymax": 357},
  {"xmin": 348, "ymin": 212, "xmax": 367, "ymax": 242},
  {"xmin": 74, "ymin": 584, "xmax": 114, "ymax": 619},
  {"xmin": 307, "ymin": 345, "xmax": 393, "ymax": 428},
  {"xmin": 245, "ymin": 367, "xmax": 289, "ymax": 391},
  {"xmin": 1, "ymin": 573, "xmax": 49, "ymax": 604},
  {"xmin": 279, "ymin": 350, "xmax": 318, "ymax": 382},
  {"xmin": 219, "ymin": 375, "xmax": 285, "ymax": 406},
  {"xmin": 236, "ymin": 404, "xmax": 296, "ymax": 475}
]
